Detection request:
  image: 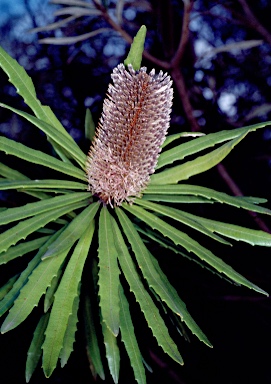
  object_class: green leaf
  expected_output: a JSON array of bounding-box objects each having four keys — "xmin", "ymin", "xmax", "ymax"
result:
[
  {"xmin": 0, "ymin": 192, "xmax": 89, "ymax": 226},
  {"xmin": 0, "ymin": 103, "xmax": 86, "ymax": 168},
  {"xmin": 60, "ymin": 285, "xmax": 81, "ymax": 367},
  {"xmin": 85, "ymin": 108, "xmax": 96, "ymax": 142},
  {"xmin": 42, "ymin": 222, "xmax": 94, "ymax": 377},
  {"xmin": 123, "ymin": 204, "xmax": 268, "ymax": 296},
  {"xmin": 0, "ymin": 229, "xmax": 65, "ymax": 318},
  {"xmin": 162, "ymin": 132, "xmax": 205, "ymax": 149},
  {"xmin": 142, "ymin": 194, "xmax": 214, "ymax": 204},
  {"xmin": 0, "ymin": 236, "xmax": 50, "ymax": 265},
  {"xmin": 0, "ymin": 179, "xmax": 86, "ymax": 192},
  {"xmin": 0, "ymin": 161, "xmax": 28, "ymax": 180},
  {"xmin": 143, "ymin": 184, "xmax": 271, "ymax": 216},
  {"xmin": 0, "ymin": 200, "xmax": 88, "ymax": 254},
  {"xmin": 25, "ymin": 313, "xmax": 50, "ymax": 383},
  {"xmin": 0, "ymin": 45, "xmax": 73, "ymax": 141},
  {"xmin": 152, "ymin": 132, "xmax": 248, "ymax": 184},
  {"xmin": 84, "ymin": 295, "xmax": 105, "ymax": 380},
  {"xmin": 112, "ymin": 216, "xmax": 183, "ymax": 365},
  {"xmin": 0, "ymin": 275, "xmax": 19, "ymax": 301},
  {"xmin": 102, "ymin": 320, "xmax": 120, "ymax": 384},
  {"xmin": 1, "ymin": 245, "xmax": 71, "ymax": 333},
  {"xmin": 43, "ymin": 202, "xmax": 99, "ymax": 258},
  {"xmin": 0, "ymin": 136, "xmax": 86, "ymax": 181},
  {"xmin": 44, "ymin": 268, "xmax": 63, "ymax": 312},
  {"xmin": 135, "ymin": 199, "xmax": 231, "ymax": 245},
  {"xmin": 119, "ymin": 284, "xmax": 146, "ymax": 384},
  {"xmin": 116, "ymin": 208, "xmax": 211, "ymax": 346},
  {"xmin": 0, "ymin": 162, "xmax": 52, "ymax": 200},
  {"xmin": 156, "ymin": 123, "xmax": 271, "ymax": 170},
  {"xmin": 188, "ymin": 214, "xmax": 271, "ymax": 246},
  {"xmin": 98, "ymin": 207, "xmax": 120, "ymax": 336},
  {"xmin": 124, "ymin": 25, "xmax": 147, "ymax": 70}
]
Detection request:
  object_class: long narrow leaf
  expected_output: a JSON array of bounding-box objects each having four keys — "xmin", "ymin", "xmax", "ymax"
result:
[
  {"xmin": 98, "ymin": 207, "xmax": 120, "ymax": 336},
  {"xmin": 1, "ymin": 247, "xmax": 70, "ymax": 333},
  {"xmin": 0, "ymin": 200, "xmax": 88, "ymax": 254},
  {"xmin": 0, "ymin": 136, "xmax": 86, "ymax": 181},
  {"xmin": 0, "ymin": 192, "xmax": 89, "ymax": 226},
  {"xmin": 152, "ymin": 132, "xmax": 248, "ymax": 184},
  {"xmin": 42, "ymin": 222, "xmax": 94, "ymax": 377},
  {"xmin": 116, "ymin": 208, "xmax": 211, "ymax": 346},
  {"xmin": 25, "ymin": 313, "xmax": 50, "ymax": 383},
  {"xmin": 0, "ymin": 229, "xmax": 65, "ymax": 317},
  {"xmin": 143, "ymin": 184, "xmax": 271, "ymax": 215},
  {"xmin": 84, "ymin": 295, "xmax": 105, "ymax": 380},
  {"xmin": 0, "ymin": 46, "xmax": 73, "ymax": 141},
  {"xmin": 0, "ymin": 179, "xmax": 86, "ymax": 192},
  {"xmin": 119, "ymin": 284, "xmax": 146, "ymax": 384},
  {"xmin": 43, "ymin": 202, "xmax": 99, "ymax": 258},
  {"xmin": 60, "ymin": 285, "xmax": 81, "ymax": 367},
  {"xmin": 0, "ymin": 236, "xmax": 50, "ymax": 265},
  {"xmin": 187, "ymin": 213, "xmax": 271, "ymax": 246},
  {"xmin": 0, "ymin": 103, "xmax": 86, "ymax": 167},
  {"xmin": 0, "ymin": 275, "xmax": 19, "ymax": 300},
  {"xmin": 112, "ymin": 217, "xmax": 183, "ymax": 365},
  {"xmin": 156, "ymin": 123, "xmax": 271, "ymax": 170},
  {"xmin": 123, "ymin": 204, "xmax": 268, "ymax": 296},
  {"xmin": 135, "ymin": 200, "xmax": 231, "ymax": 245},
  {"xmin": 101, "ymin": 320, "xmax": 120, "ymax": 384}
]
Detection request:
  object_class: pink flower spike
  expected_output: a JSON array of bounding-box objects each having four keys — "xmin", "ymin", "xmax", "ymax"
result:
[{"xmin": 86, "ymin": 63, "xmax": 173, "ymax": 206}]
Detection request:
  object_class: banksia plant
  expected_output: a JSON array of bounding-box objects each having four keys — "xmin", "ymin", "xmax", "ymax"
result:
[
  {"xmin": 86, "ymin": 63, "xmax": 173, "ymax": 206},
  {"xmin": 0, "ymin": 26, "xmax": 271, "ymax": 383}
]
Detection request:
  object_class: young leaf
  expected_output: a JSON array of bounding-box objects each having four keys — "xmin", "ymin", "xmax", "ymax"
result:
[
  {"xmin": 0, "ymin": 136, "xmax": 86, "ymax": 181},
  {"xmin": 42, "ymin": 222, "xmax": 95, "ymax": 377},
  {"xmin": 116, "ymin": 208, "xmax": 211, "ymax": 346},
  {"xmin": 123, "ymin": 204, "xmax": 268, "ymax": 296},
  {"xmin": 43, "ymin": 202, "xmax": 99, "ymax": 258},
  {"xmin": 124, "ymin": 25, "xmax": 147, "ymax": 70},
  {"xmin": 112, "ymin": 216, "xmax": 184, "ymax": 366},
  {"xmin": 152, "ymin": 132, "xmax": 248, "ymax": 184},
  {"xmin": 84, "ymin": 295, "xmax": 105, "ymax": 380},
  {"xmin": 85, "ymin": 108, "xmax": 95, "ymax": 142},
  {"xmin": 98, "ymin": 207, "xmax": 120, "ymax": 336},
  {"xmin": 25, "ymin": 313, "xmax": 50, "ymax": 383},
  {"xmin": 119, "ymin": 284, "xmax": 146, "ymax": 384}
]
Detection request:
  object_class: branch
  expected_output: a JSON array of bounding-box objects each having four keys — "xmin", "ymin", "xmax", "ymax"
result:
[
  {"xmin": 217, "ymin": 163, "xmax": 271, "ymax": 233},
  {"xmin": 170, "ymin": 66, "xmax": 200, "ymax": 131},
  {"xmin": 93, "ymin": 0, "xmax": 170, "ymax": 70},
  {"xmin": 170, "ymin": 0, "xmax": 193, "ymax": 68},
  {"xmin": 236, "ymin": 0, "xmax": 271, "ymax": 46}
]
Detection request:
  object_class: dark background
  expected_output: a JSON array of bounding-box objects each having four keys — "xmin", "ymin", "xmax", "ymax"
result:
[{"xmin": 1, "ymin": 1, "xmax": 271, "ymax": 383}]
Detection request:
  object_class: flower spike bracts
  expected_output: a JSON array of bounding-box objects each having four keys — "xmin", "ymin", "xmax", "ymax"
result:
[{"xmin": 86, "ymin": 63, "xmax": 173, "ymax": 206}]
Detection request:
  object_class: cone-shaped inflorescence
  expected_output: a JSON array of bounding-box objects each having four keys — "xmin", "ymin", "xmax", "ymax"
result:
[{"xmin": 86, "ymin": 63, "xmax": 173, "ymax": 206}]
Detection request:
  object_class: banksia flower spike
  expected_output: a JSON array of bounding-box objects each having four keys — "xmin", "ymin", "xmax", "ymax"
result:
[{"xmin": 86, "ymin": 63, "xmax": 173, "ymax": 206}]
